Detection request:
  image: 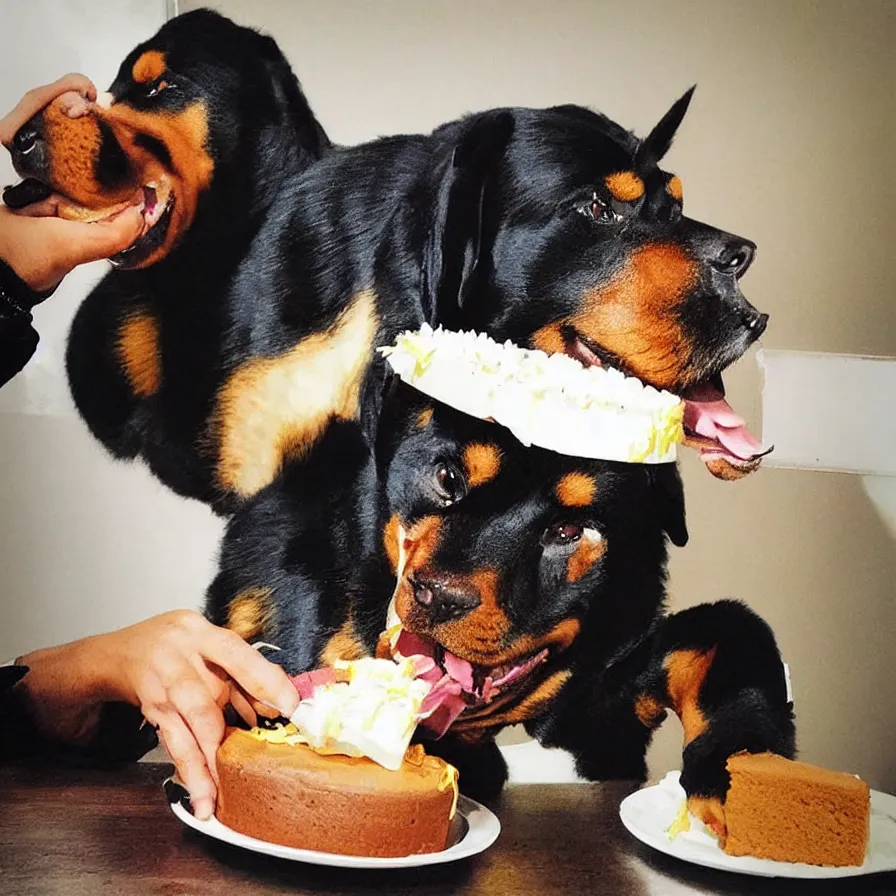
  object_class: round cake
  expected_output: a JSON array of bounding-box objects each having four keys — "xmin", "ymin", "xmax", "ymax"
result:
[{"xmin": 216, "ymin": 727, "xmax": 459, "ymax": 857}]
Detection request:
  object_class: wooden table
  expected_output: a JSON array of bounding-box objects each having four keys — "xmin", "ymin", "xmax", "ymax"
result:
[{"xmin": 1, "ymin": 762, "xmax": 894, "ymax": 896}]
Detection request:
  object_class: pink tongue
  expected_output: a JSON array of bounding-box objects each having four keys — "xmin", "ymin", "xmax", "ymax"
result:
[
  {"xmin": 682, "ymin": 381, "xmax": 766, "ymax": 461},
  {"xmin": 395, "ymin": 629, "xmax": 480, "ymax": 738}
]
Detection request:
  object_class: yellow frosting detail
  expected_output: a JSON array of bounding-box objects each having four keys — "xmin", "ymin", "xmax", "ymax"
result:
[
  {"xmin": 247, "ymin": 722, "xmax": 304, "ymax": 746},
  {"xmin": 438, "ymin": 762, "xmax": 460, "ymax": 820},
  {"xmin": 667, "ymin": 800, "xmax": 691, "ymax": 839}
]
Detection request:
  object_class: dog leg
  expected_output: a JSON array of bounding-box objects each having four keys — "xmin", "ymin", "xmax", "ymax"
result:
[{"xmin": 633, "ymin": 599, "xmax": 796, "ymax": 838}]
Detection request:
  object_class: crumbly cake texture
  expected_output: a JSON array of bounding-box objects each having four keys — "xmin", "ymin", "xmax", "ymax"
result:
[
  {"xmin": 379, "ymin": 325, "xmax": 684, "ymax": 463},
  {"xmin": 723, "ymin": 751, "xmax": 870, "ymax": 867},
  {"xmin": 216, "ymin": 728, "xmax": 458, "ymax": 857}
]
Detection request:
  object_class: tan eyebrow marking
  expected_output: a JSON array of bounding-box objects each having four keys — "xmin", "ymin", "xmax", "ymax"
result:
[
  {"xmin": 666, "ymin": 175, "xmax": 683, "ymax": 202},
  {"xmin": 606, "ymin": 171, "xmax": 645, "ymax": 202},
  {"xmin": 462, "ymin": 443, "xmax": 502, "ymax": 488},
  {"xmin": 556, "ymin": 472, "xmax": 597, "ymax": 507}
]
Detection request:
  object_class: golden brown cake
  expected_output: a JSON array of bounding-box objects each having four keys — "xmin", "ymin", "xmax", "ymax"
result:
[
  {"xmin": 723, "ymin": 751, "xmax": 870, "ymax": 866},
  {"xmin": 216, "ymin": 727, "xmax": 459, "ymax": 857}
]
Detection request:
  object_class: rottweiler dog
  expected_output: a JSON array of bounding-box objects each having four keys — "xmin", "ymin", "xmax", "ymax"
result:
[
  {"xmin": 4, "ymin": 8, "xmax": 769, "ymax": 522},
  {"xmin": 205, "ymin": 378, "xmax": 794, "ymax": 827}
]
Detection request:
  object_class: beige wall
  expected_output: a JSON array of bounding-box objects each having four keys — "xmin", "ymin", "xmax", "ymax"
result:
[{"xmin": 1, "ymin": 0, "xmax": 893, "ymax": 791}]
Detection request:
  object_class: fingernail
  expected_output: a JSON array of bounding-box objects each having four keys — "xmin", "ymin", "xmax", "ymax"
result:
[{"xmin": 194, "ymin": 798, "xmax": 215, "ymax": 821}]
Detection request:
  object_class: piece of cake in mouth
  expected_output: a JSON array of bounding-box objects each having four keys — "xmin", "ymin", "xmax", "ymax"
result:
[
  {"xmin": 722, "ymin": 751, "xmax": 871, "ymax": 867},
  {"xmin": 214, "ymin": 656, "xmax": 461, "ymax": 858},
  {"xmin": 216, "ymin": 729, "xmax": 458, "ymax": 857}
]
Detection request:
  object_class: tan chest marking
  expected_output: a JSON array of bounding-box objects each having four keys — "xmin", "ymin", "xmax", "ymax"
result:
[
  {"xmin": 117, "ymin": 312, "xmax": 161, "ymax": 398},
  {"xmin": 213, "ymin": 290, "xmax": 378, "ymax": 498},
  {"xmin": 226, "ymin": 587, "xmax": 275, "ymax": 642},
  {"xmin": 320, "ymin": 616, "xmax": 368, "ymax": 667}
]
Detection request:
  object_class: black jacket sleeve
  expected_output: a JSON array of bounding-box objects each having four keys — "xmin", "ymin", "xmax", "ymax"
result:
[
  {"xmin": 0, "ymin": 664, "xmax": 159, "ymax": 765},
  {"xmin": 0, "ymin": 259, "xmax": 43, "ymax": 388}
]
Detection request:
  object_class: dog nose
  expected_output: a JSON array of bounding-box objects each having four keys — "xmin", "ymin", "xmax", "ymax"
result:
[
  {"xmin": 711, "ymin": 238, "xmax": 756, "ymax": 279},
  {"xmin": 13, "ymin": 123, "xmax": 39, "ymax": 155},
  {"xmin": 411, "ymin": 576, "xmax": 481, "ymax": 623}
]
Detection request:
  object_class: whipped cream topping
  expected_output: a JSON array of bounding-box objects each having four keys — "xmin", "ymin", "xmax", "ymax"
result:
[
  {"xmin": 286, "ymin": 657, "xmax": 431, "ymax": 771},
  {"xmin": 379, "ymin": 324, "xmax": 685, "ymax": 463}
]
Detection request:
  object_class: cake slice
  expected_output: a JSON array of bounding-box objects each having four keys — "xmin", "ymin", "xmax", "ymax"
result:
[
  {"xmin": 723, "ymin": 751, "xmax": 870, "ymax": 867},
  {"xmin": 379, "ymin": 325, "xmax": 685, "ymax": 463}
]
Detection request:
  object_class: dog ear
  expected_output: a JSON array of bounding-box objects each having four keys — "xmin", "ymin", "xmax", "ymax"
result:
[
  {"xmin": 424, "ymin": 110, "xmax": 515, "ymax": 326},
  {"xmin": 635, "ymin": 86, "xmax": 695, "ymax": 170},
  {"xmin": 647, "ymin": 463, "xmax": 689, "ymax": 547},
  {"xmin": 258, "ymin": 34, "xmax": 331, "ymax": 160}
]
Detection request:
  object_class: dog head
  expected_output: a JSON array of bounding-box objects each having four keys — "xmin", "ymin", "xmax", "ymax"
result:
[
  {"xmin": 4, "ymin": 9, "xmax": 327, "ymax": 268},
  {"xmin": 377, "ymin": 383, "xmax": 685, "ymax": 740},
  {"xmin": 424, "ymin": 92, "xmax": 769, "ymax": 480}
]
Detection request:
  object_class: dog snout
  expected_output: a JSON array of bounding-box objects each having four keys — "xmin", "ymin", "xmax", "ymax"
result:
[{"xmin": 411, "ymin": 575, "xmax": 481, "ymax": 624}]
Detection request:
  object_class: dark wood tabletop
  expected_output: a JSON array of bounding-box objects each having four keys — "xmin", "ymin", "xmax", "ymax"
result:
[{"xmin": 1, "ymin": 762, "xmax": 894, "ymax": 896}]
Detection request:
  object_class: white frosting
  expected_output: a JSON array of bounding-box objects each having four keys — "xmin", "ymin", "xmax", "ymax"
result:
[
  {"xmin": 288, "ymin": 657, "xmax": 432, "ymax": 771},
  {"xmin": 379, "ymin": 325, "xmax": 684, "ymax": 463}
]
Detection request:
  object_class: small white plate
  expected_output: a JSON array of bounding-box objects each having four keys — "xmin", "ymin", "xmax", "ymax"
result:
[
  {"xmin": 620, "ymin": 771, "xmax": 896, "ymax": 880},
  {"xmin": 168, "ymin": 787, "xmax": 500, "ymax": 869}
]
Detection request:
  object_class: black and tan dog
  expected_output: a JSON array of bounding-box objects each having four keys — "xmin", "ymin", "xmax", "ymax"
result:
[
  {"xmin": 205, "ymin": 378, "xmax": 794, "ymax": 830},
  {"xmin": 5, "ymin": 8, "xmax": 769, "ymax": 520}
]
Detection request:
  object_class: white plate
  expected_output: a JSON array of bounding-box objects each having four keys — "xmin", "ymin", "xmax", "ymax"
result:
[
  {"xmin": 620, "ymin": 771, "xmax": 896, "ymax": 879},
  {"xmin": 168, "ymin": 788, "xmax": 500, "ymax": 869}
]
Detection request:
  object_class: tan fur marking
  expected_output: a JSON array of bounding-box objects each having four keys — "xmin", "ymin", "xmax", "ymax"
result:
[
  {"xmin": 635, "ymin": 694, "xmax": 667, "ymax": 728},
  {"xmin": 213, "ymin": 289, "xmax": 378, "ymax": 497},
  {"xmin": 566, "ymin": 531, "xmax": 606, "ymax": 582},
  {"xmin": 462, "ymin": 443, "xmax": 502, "ymax": 488},
  {"xmin": 226, "ymin": 588, "xmax": 274, "ymax": 642},
  {"xmin": 416, "ymin": 407, "xmax": 434, "ymax": 429},
  {"xmin": 117, "ymin": 312, "xmax": 161, "ymax": 397},
  {"xmin": 320, "ymin": 617, "xmax": 366, "ymax": 667},
  {"xmin": 606, "ymin": 171, "xmax": 645, "ymax": 202},
  {"xmin": 383, "ymin": 513, "xmax": 402, "ymax": 574},
  {"xmin": 666, "ymin": 175, "xmax": 684, "ymax": 202},
  {"xmin": 443, "ymin": 615, "xmax": 581, "ymax": 669},
  {"xmin": 530, "ymin": 323, "xmax": 566, "ymax": 356},
  {"xmin": 533, "ymin": 243, "xmax": 698, "ymax": 390},
  {"xmin": 132, "ymin": 50, "xmax": 166, "ymax": 84},
  {"xmin": 665, "ymin": 647, "xmax": 717, "ymax": 744},
  {"xmin": 556, "ymin": 472, "xmax": 597, "ymax": 507}
]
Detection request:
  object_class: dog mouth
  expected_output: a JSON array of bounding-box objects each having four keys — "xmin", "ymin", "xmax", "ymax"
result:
[
  {"xmin": 2, "ymin": 178, "xmax": 175, "ymax": 269},
  {"xmin": 560, "ymin": 327, "xmax": 772, "ymax": 475},
  {"xmin": 387, "ymin": 621, "xmax": 552, "ymax": 737},
  {"xmin": 110, "ymin": 184, "xmax": 175, "ymax": 268}
]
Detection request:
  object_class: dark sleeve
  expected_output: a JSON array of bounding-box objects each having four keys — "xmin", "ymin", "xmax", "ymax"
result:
[
  {"xmin": 0, "ymin": 664, "xmax": 159, "ymax": 766},
  {"xmin": 0, "ymin": 259, "xmax": 42, "ymax": 388}
]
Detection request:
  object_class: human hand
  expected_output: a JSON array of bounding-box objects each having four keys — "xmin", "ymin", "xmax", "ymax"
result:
[
  {"xmin": 0, "ymin": 204, "xmax": 143, "ymax": 293},
  {"xmin": 18, "ymin": 611, "xmax": 300, "ymax": 820},
  {"xmin": 0, "ymin": 72, "xmax": 96, "ymax": 147},
  {"xmin": 0, "ymin": 73, "xmax": 143, "ymax": 292}
]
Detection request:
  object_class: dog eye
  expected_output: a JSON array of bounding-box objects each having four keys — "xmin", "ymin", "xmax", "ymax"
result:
[
  {"xmin": 434, "ymin": 464, "xmax": 466, "ymax": 506},
  {"xmin": 542, "ymin": 523, "xmax": 584, "ymax": 546},
  {"xmin": 145, "ymin": 79, "xmax": 171, "ymax": 98},
  {"xmin": 578, "ymin": 193, "xmax": 622, "ymax": 225}
]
